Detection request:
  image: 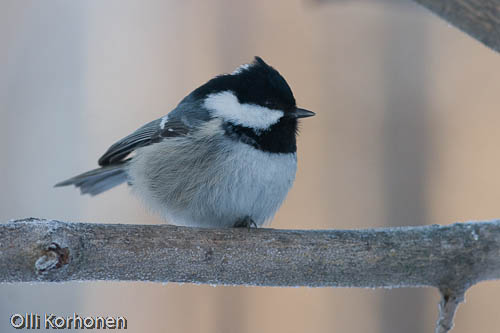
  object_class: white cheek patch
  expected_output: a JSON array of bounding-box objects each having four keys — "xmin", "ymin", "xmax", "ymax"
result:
[{"xmin": 203, "ymin": 91, "xmax": 283, "ymax": 130}]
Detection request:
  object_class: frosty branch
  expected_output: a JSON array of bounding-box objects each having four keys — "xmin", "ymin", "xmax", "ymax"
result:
[{"xmin": 2, "ymin": 218, "xmax": 500, "ymax": 333}]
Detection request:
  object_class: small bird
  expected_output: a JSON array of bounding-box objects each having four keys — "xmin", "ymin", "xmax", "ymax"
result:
[{"xmin": 55, "ymin": 57, "xmax": 314, "ymax": 228}]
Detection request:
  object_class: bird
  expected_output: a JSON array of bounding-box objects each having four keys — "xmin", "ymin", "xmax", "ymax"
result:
[{"xmin": 55, "ymin": 56, "xmax": 315, "ymax": 228}]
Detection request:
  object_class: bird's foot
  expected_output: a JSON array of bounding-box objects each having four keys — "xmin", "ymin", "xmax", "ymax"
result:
[{"xmin": 233, "ymin": 216, "xmax": 257, "ymax": 228}]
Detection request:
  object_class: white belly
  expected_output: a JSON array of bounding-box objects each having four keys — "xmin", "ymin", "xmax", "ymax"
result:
[{"xmin": 128, "ymin": 135, "xmax": 297, "ymax": 228}]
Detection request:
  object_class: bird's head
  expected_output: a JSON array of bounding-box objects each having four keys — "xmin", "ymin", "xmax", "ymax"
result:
[{"xmin": 193, "ymin": 57, "xmax": 314, "ymax": 153}]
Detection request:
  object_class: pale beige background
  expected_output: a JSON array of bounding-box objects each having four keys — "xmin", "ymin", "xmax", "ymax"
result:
[{"xmin": 1, "ymin": 0, "xmax": 500, "ymax": 332}]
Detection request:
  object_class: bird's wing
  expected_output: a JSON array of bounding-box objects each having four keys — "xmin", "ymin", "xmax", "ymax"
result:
[{"xmin": 98, "ymin": 98, "xmax": 210, "ymax": 166}]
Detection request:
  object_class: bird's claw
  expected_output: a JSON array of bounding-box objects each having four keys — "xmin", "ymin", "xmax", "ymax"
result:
[{"xmin": 233, "ymin": 216, "xmax": 257, "ymax": 228}]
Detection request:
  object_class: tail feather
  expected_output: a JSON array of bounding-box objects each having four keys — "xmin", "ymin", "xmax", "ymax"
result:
[{"xmin": 55, "ymin": 162, "xmax": 129, "ymax": 196}]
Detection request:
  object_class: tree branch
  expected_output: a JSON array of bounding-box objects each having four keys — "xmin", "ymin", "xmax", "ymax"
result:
[
  {"xmin": 322, "ymin": 0, "xmax": 500, "ymax": 54},
  {"xmin": 411, "ymin": 0, "xmax": 500, "ymax": 53},
  {"xmin": 2, "ymin": 218, "xmax": 500, "ymax": 332}
]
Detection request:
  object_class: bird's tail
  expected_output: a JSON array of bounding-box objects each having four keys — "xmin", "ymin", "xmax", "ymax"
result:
[{"xmin": 54, "ymin": 161, "xmax": 129, "ymax": 196}]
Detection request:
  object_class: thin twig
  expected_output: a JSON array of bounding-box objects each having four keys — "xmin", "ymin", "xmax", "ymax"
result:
[{"xmin": 436, "ymin": 289, "xmax": 465, "ymax": 333}]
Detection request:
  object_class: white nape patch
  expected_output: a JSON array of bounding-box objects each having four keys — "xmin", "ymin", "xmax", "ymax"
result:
[
  {"xmin": 204, "ymin": 91, "xmax": 283, "ymax": 130},
  {"xmin": 231, "ymin": 63, "xmax": 251, "ymax": 75},
  {"xmin": 159, "ymin": 115, "xmax": 169, "ymax": 129}
]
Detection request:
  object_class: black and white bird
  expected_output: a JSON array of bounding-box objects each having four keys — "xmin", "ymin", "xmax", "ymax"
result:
[{"xmin": 55, "ymin": 57, "xmax": 315, "ymax": 228}]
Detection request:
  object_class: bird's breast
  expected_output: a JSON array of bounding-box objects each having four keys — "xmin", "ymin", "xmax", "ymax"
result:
[
  {"xmin": 203, "ymin": 139, "xmax": 297, "ymax": 226},
  {"xmin": 128, "ymin": 132, "xmax": 297, "ymax": 227}
]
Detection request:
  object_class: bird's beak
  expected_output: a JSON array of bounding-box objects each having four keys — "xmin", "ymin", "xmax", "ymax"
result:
[{"xmin": 291, "ymin": 108, "xmax": 315, "ymax": 119}]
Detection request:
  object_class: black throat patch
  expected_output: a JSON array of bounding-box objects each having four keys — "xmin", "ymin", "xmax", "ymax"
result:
[{"xmin": 223, "ymin": 117, "xmax": 298, "ymax": 154}]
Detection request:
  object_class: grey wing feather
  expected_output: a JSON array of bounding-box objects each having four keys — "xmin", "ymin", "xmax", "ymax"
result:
[
  {"xmin": 98, "ymin": 118, "xmax": 162, "ymax": 166},
  {"xmin": 97, "ymin": 97, "xmax": 211, "ymax": 166},
  {"xmin": 166, "ymin": 96, "xmax": 211, "ymax": 127}
]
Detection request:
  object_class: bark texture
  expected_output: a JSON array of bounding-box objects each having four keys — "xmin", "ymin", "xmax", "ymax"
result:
[{"xmin": 3, "ymin": 218, "xmax": 500, "ymax": 332}]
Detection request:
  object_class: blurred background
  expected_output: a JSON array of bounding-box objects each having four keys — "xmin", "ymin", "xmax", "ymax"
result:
[{"xmin": 1, "ymin": 0, "xmax": 500, "ymax": 332}]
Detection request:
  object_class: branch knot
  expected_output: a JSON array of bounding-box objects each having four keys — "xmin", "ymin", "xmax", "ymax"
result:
[{"xmin": 35, "ymin": 242, "xmax": 70, "ymax": 274}]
